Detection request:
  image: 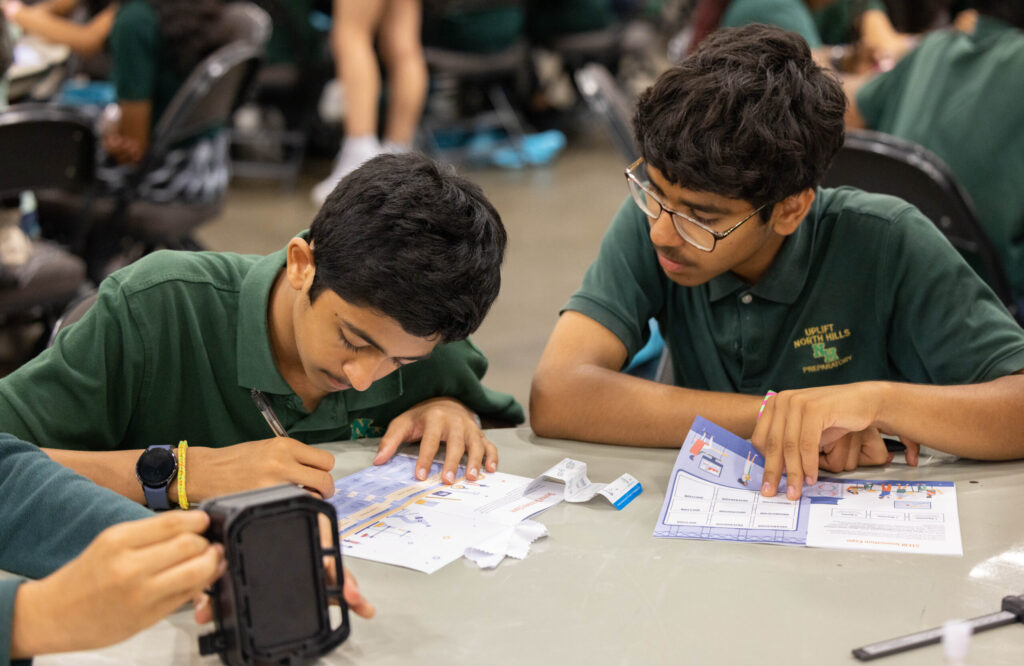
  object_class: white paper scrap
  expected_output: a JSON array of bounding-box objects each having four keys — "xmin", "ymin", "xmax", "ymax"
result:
[
  {"xmin": 464, "ymin": 520, "xmax": 549, "ymax": 569},
  {"xmin": 526, "ymin": 458, "xmax": 642, "ymax": 509}
]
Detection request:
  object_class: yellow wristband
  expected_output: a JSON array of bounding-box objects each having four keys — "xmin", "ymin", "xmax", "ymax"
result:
[{"xmin": 176, "ymin": 440, "xmax": 189, "ymax": 510}]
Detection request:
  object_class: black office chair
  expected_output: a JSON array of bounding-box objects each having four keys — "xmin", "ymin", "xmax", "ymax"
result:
[
  {"xmin": 822, "ymin": 129, "xmax": 1017, "ymax": 319},
  {"xmin": 420, "ymin": 1, "xmax": 534, "ymax": 163},
  {"xmin": 573, "ymin": 62, "xmax": 638, "ymax": 162},
  {"xmin": 229, "ymin": 0, "xmax": 326, "ymax": 188},
  {"xmin": 0, "ymin": 105, "xmax": 93, "ymax": 353},
  {"xmin": 39, "ymin": 23, "xmax": 264, "ymax": 279}
]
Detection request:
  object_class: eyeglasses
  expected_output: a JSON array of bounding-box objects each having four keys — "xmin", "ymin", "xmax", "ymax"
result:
[{"xmin": 624, "ymin": 158, "xmax": 766, "ymax": 252}]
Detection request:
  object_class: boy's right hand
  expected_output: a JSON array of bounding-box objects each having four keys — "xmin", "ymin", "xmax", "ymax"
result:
[
  {"xmin": 179, "ymin": 438, "xmax": 336, "ymax": 504},
  {"xmin": 10, "ymin": 510, "xmax": 225, "ymax": 659}
]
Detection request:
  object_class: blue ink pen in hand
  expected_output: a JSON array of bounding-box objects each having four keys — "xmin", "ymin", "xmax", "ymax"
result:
[{"xmin": 250, "ymin": 388, "xmax": 287, "ymax": 438}]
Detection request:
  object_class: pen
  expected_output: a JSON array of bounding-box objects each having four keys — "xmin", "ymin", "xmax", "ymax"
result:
[{"xmin": 250, "ymin": 388, "xmax": 288, "ymax": 438}]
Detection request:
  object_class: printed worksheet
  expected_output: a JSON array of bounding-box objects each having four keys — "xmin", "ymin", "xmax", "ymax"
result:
[
  {"xmin": 653, "ymin": 417, "xmax": 962, "ymax": 556},
  {"xmin": 328, "ymin": 454, "xmax": 565, "ymax": 573}
]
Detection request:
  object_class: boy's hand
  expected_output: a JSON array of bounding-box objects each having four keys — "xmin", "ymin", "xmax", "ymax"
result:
[
  {"xmin": 373, "ymin": 397, "xmax": 497, "ymax": 484},
  {"xmin": 11, "ymin": 511, "xmax": 225, "ymax": 659},
  {"xmin": 751, "ymin": 382, "xmax": 890, "ymax": 499},
  {"xmin": 819, "ymin": 426, "xmax": 892, "ymax": 473},
  {"xmin": 183, "ymin": 439, "xmax": 336, "ymax": 503}
]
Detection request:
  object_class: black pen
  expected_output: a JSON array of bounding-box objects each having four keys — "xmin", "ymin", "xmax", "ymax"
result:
[{"xmin": 250, "ymin": 388, "xmax": 288, "ymax": 438}]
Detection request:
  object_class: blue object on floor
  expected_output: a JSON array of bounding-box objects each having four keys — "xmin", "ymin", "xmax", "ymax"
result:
[{"xmin": 57, "ymin": 80, "xmax": 116, "ymax": 107}]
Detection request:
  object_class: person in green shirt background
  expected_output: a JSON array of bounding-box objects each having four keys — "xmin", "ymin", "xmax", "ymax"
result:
[
  {"xmin": 530, "ymin": 24, "xmax": 1024, "ymax": 502},
  {"xmin": 711, "ymin": 0, "xmax": 909, "ymax": 69},
  {"xmin": 849, "ymin": 0, "xmax": 1024, "ymax": 315},
  {"xmin": 0, "ymin": 152, "xmax": 522, "ymax": 510}
]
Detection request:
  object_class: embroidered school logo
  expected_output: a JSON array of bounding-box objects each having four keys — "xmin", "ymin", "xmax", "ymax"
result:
[
  {"xmin": 350, "ymin": 418, "xmax": 383, "ymax": 439},
  {"xmin": 792, "ymin": 323, "xmax": 853, "ymax": 373},
  {"xmin": 811, "ymin": 342, "xmax": 839, "ymax": 363}
]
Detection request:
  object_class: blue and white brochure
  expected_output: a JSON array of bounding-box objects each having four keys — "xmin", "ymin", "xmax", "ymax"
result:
[{"xmin": 653, "ymin": 417, "xmax": 962, "ymax": 556}]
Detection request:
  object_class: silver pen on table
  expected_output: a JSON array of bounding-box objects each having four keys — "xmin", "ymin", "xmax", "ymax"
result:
[{"xmin": 250, "ymin": 388, "xmax": 288, "ymax": 438}]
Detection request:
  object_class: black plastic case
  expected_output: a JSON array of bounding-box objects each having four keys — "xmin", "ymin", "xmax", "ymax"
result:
[{"xmin": 198, "ymin": 484, "xmax": 350, "ymax": 665}]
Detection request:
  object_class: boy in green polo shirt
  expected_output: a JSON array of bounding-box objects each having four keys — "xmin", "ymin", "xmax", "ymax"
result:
[
  {"xmin": 530, "ymin": 24, "xmax": 1024, "ymax": 501},
  {"xmin": 848, "ymin": 0, "xmax": 1024, "ymax": 313},
  {"xmin": 0, "ymin": 152, "xmax": 523, "ymax": 509}
]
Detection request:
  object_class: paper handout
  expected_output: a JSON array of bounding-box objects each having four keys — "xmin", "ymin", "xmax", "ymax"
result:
[
  {"xmin": 653, "ymin": 417, "xmax": 963, "ymax": 556},
  {"xmin": 328, "ymin": 454, "xmax": 564, "ymax": 573}
]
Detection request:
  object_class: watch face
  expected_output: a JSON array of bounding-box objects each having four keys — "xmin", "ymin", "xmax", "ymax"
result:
[{"xmin": 136, "ymin": 447, "xmax": 177, "ymax": 487}]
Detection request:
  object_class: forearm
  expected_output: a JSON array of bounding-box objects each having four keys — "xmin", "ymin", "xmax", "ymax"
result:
[
  {"xmin": 875, "ymin": 375, "xmax": 1024, "ymax": 459},
  {"xmin": 12, "ymin": 4, "xmax": 113, "ymax": 56},
  {"xmin": 859, "ymin": 10, "xmax": 901, "ymax": 55},
  {"xmin": 43, "ymin": 448, "xmax": 147, "ymax": 503},
  {"xmin": 530, "ymin": 364, "xmax": 763, "ymax": 447}
]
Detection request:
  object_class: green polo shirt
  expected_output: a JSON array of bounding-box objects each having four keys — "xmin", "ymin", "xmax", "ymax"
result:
[
  {"xmin": 108, "ymin": 0, "xmax": 181, "ymax": 127},
  {"xmin": 812, "ymin": 0, "xmax": 886, "ymax": 45},
  {"xmin": 856, "ymin": 16, "xmax": 1024, "ymax": 301},
  {"xmin": 565, "ymin": 188, "xmax": 1024, "ymax": 395},
  {"xmin": 721, "ymin": 0, "xmax": 822, "ymax": 48},
  {"xmin": 0, "ymin": 245, "xmax": 522, "ymax": 452}
]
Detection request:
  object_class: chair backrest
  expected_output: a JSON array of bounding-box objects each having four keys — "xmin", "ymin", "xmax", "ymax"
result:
[
  {"xmin": 0, "ymin": 104, "xmax": 96, "ymax": 198},
  {"xmin": 143, "ymin": 38, "xmax": 263, "ymax": 171},
  {"xmin": 46, "ymin": 289, "xmax": 97, "ymax": 348},
  {"xmin": 222, "ymin": 1, "xmax": 273, "ymax": 48},
  {"xmin": 574, "ymin": 62, "xmax": 638, "ymax": 163},
  {"xmin": 821, "ymin": 128, "xmax": 1015, "ymax": 308}
]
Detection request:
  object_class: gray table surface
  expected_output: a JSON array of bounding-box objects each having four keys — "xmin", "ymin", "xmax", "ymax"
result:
[{"xmin": 38, "ymin": 428, "xmax": 1024, "ymax": 665}]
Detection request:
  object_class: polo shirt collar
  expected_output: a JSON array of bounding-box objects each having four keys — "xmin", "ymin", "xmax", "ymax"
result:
[
  {"xmin": 236, "ymin": 247, "xmax": 292, "ymax": 393},
  {"xmin": 706, "ymin": 198, "xmax": 816, "ymax": 304}
]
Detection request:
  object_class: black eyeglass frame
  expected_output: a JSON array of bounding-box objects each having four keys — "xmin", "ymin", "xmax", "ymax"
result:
[{"xmin": 625, "ymin": 157, "xmax": 767, "ymax": 252}]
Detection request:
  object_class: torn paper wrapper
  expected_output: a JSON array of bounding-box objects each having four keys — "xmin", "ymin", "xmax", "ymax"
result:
[
  {"xmin": 464, "ymin": 520, "xmax": 549, "ymax": 569},
  {"xmin": 526, "ymin": 458, "xmax": 643, "ymax": 510}
]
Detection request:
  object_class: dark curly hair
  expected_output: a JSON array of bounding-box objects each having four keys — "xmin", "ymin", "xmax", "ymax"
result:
[
  {"xmin": 308, "ymin": 152, "xmax": 507, "ymax": 343},
  {"xmin": 149, "ymin": 0, "xmax": 231, "ymax": 77},
  {"xmin": 634, "ymin": 23, "xmax": 846, "ymax": 217}
]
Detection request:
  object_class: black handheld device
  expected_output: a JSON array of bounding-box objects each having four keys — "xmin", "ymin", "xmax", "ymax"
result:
[{"xmin": 197, "ymin": 484, "xmax": 350, "ymax": 665}]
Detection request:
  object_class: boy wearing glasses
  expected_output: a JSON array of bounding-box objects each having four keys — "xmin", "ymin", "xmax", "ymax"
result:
[{"xmin": 530, "ymin": 24, "xmax": 1024, "ymax": 501}]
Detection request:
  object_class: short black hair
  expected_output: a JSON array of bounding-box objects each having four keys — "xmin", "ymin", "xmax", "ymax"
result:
[
  {"xmin": 634, "ymin": 23, "xmax": 846, "ymax": 216},
  {"xmin": 308, "ymin": 152, "xmax": 507, "ymax": 343}
]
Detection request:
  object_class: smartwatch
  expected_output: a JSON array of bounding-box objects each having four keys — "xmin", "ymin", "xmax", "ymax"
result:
[{"xmin": 136, "ymin": 444, "xmax": 177, "ymax": 510}]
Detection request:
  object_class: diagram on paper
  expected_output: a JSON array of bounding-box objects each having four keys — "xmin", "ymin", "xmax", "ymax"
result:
[
  {"xmin": 328, "ymin": 454, "xmax": 565, "ymax": 573},
  {"xmin": 654, "ymin": 417, "xmax": 962, "ymax": 555}
]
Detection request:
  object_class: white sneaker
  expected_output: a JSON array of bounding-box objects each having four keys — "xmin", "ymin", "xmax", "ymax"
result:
[
  {"xmin": 311, "ymin": 136, "xmax": 382, "ymax": 207},
  {"xmin": 381, "ymin": 140, "xmax": 412, "ymax": 155}
]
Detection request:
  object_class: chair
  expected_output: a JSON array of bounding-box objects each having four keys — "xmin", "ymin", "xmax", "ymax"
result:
[
  {"xmin": 420, "ymin": 1, "xmax": 534, "ymax": 163},
  {"xmin": 573, "ymin": 62, "xmax": 638, "ymax": 162},
  {"xmin": 822, "ymin": 129, "xmax": 1017, "ymax": 318},
  {"xmin": 227, "ymin": 0, "xmax": 326, "ymax": 188},
  {"xmin": 0, "ymin": 105, "xmax": 93, "ymax": 352},
  {"xmin": 39, "ymin": 20, "xmax": 264, "ymax": 279},
  {"xmin": 420, "ymin": 41, "xmax": 533, "ymax": 163},
  {"xmin": 46, "ymin": 289, "xmax": 98, "ymax": 348}
]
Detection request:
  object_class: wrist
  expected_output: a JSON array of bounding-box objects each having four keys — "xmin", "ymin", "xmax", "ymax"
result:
[
  {"xmin": 10, "ymin": 580, "xmax": 60, "ymax": 658},
  {"xmin": 171, "ymin": 446, "xmax": 210, "ymax": 504},
  {"xmin": 870, "ymin": 381, "xmax": 898, "ymax": 432}
]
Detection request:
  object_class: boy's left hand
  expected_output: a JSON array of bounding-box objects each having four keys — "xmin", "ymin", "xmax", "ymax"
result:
[
  {"xmin": 372, "ymin": 397, "xmax": 497, "ymax": 484},
  {"xmin": 751, "ymin": 382, "xmax": 892, "ymax": 500}
]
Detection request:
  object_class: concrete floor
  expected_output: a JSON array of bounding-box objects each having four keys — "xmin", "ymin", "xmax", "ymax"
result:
[{"xmin": 196, "ymin": 117, "xmax": 629, "ymax": 420}]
